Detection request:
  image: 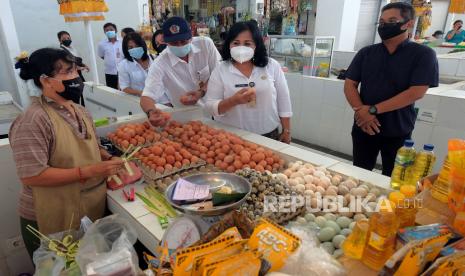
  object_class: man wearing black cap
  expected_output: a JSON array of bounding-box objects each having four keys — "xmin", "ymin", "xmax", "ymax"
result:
[{"xmin": 140, "ymin": 16, "xmax": 221, "ymax": 126}]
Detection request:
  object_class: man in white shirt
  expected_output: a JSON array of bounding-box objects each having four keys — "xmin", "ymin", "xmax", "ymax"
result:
[
  {"xmin": 97, "ymin": 22, "xmax": 123, "ymax": 89},
  {"xmin": 140, "ymin": 16, "xmax": 221, "ymax": 126}
]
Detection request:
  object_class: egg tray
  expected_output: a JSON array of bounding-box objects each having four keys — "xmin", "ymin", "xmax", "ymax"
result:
[{"xmin": 138, "ymin": 159, "xmax": 207, "ymax": 183}]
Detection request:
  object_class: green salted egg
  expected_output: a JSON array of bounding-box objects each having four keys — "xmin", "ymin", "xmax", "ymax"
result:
[
  {"xmin": 325, "ymin": 220, "xmax": 341, "ymax": 234},
  {"xmin": 318, "ymin": 227, "xmax": 336, "ymax": 242},
  {"xmin": 332, "ymin": 235, "xmax": 346, "ymax": 249},
  {"xmin": 324, "ymin": 213, "xmax": 337, "ymax": 221},
  {"xmin": 340, "ymin": 228, "xmax": 352, "ymax": 237},
  {"xmin": 305, "ymin": 213, "xmax": 316, "ymax": 222},
  {"xmin": 315, "ymin": 216, "xmax": 327, "ymax": 228},
  {"xmin": 336, "ymin": 216, "xmax": 352, "ymax": 228}
]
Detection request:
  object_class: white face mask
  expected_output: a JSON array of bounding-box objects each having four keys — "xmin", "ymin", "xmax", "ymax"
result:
[{"xmin": 230, "ymin": 46, "xmax": 255, "ymax": 63}]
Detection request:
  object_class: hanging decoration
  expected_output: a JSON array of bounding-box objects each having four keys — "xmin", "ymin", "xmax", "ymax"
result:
[
  {"xmin": 449, "ymin": 0, "xmax": 465, "ymax": 14},
  {"xmin": 57, "ymin": 0, "xmax": 108, "ymax": 22}
]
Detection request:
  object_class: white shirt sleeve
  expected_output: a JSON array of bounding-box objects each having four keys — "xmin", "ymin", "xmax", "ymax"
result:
[
  {"xmin": 271, "ymin": 59, "xmax": 293, "ymax": 117},
  {"xmin": 204, "ymin": 65, "xmax": 225, "ymax": 116},
  {"xmin": 117, "ymin": 61, "xmax": 130, "ymax": 90},
  {"xmin": 142, "ymin": 62, "xmax": 166, "ymax": 102},
  {"xmin": 205, "ymin": 37, "xmax": 221, "ymax": 73},
  {"xmin": 97, "ymin": 41, "xmax": 104, "ymax": 59}
]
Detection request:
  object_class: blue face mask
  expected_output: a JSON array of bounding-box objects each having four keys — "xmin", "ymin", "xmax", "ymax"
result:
[
  {"xmin": 169, "ymin": 43, "xmax": 191, "ymax": 58},
  {"xmin": 105, "ymin": 31, "xmax": 116, "ymax": 39},
  {"xmin": 128, "ymin": 47, "xmax": 144, "ymax": 60}
]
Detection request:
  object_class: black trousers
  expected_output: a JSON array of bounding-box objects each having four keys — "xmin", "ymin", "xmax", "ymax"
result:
[
  {"xmin": 105, "ymin": 74, "xmax": 118, "ymax": 89},
  {"xmin": 262, "ymin": 128, "xmax": 280, "ymax": 141},
  {"xmin": 352, "ymin": 126, "xmax": 411, "ymax": 176}
]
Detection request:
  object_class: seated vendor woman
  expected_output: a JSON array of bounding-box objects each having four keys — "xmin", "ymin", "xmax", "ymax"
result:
[
  {"xmin": 204, "ymin": 21, "xmax": 293, "ymax": 143},
  {"xmin": 10, "ymin": 48, "xmax": 124, "ymax": 259}
]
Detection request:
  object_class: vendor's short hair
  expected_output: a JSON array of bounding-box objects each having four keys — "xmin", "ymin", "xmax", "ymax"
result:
[{"xmin": 382, "ymin": 2, "xmax": 415, "ymax": 22}]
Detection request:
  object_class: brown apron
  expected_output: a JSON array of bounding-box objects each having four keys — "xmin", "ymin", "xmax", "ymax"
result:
[{"xmin": 32, "ymin": 99, "xmax": 106, "ymax": 235}]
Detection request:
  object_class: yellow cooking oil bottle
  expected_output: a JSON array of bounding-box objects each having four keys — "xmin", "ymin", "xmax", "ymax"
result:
[
  {"xmin": 342, "ymin": 219, "xmax": 370, "ymax": 259},
  {"xmin": 362, "ymin": 199, "xmax": 399, "ymax": 271},
  {"xmin": 431, "ymin": 156, "xmax": 451, "ymax": 203},
  {"xmin": 390, "ymin": 140, "xmax": 416, "ymax": 190},
  {"xmin": 409, "ymin": 144, "xmax": 436, "ymax": 185},
  {"xmin": 389, "ymin": 186, "xmax": 418, "ymax": 228}
]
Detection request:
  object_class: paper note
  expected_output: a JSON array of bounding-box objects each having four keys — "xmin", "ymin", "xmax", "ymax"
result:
[{"xmin": 172, "ymin": 178, "xmax": 210, "ymax": 201}]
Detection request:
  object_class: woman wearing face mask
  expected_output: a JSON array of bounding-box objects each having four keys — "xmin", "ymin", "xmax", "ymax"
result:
[
  {"xmin": 118, "ymin": 32, "xmax": 170, "ymax": 105},
  {"xmin": 57, "ymin": 31, "xmax": 89, "ymax": 105},
  {"xmin": 204, "ymin": 21, "xmax": 293, "ymax": 143},
  {"xmin": 151, "ymin": 29, "xmax": 167, "ymax": 55},
  {"xmin": 445, "ymin": 20, "xmax": 465, "ymax": 44},
  {"xmin": 10, "ymin": 48, "xmax": 124, "ymax": 259}
]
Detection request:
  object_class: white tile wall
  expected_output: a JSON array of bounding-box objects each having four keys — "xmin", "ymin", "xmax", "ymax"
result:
[
  {"xmin": 323, "ymin": 80, "xmax": 346, "ymax": 108},
  {"xmin": 412, "ymin": 122, "xmax": 434, "ymax": 149},
  {"xmin": 457, "ymin": 59, "xmax": 465, "ymax": 77},
  {"xmin": 286, "ymin": 74, "xmax": 304, "ymax": 139},
  {"xmin": 438, "ymin": 58, "xmax": 460, "ymax": 76},
  {"xmin": 435, "ymin": 96, "xmax": 465, "ymax": 130}
]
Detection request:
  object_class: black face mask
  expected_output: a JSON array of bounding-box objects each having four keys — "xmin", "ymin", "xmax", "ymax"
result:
[
  {"xmin": 155, "ymin": 44, "xmax": 167, "ymax": 54},
  {"xmin": 59, "ymin": 77, "xmax": 84, "ymax": 104},
  {"xmin": 378, "ymin": 22, "xmax": 407, "ymax": 40},
  {"xmin": 62, "ymin": 39, "xmax": 72, "ymax": 47}
]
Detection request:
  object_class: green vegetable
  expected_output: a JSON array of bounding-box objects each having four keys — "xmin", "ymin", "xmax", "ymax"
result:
[
  {"xmin": 144, "ymin": 186, "xmax": 177, "ymax": 217},
  {"xmin": 212, "ymin": 192, "xmax": 247, "ymax": 206}
]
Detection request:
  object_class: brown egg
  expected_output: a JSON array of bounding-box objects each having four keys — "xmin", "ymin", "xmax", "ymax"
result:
[
  {"xmin": 182, "ymin": 159, "xmax": 191, "ymax": 166},
  {"xmin": 252, "ymin": 152, "xmax": 265, "ymax": 163},
  {"xmin": 137, "ymin": 136, "xmax": 146, "ymax": 145},
  {"xmin": 240, "ymin": 155, "xmax": 250, "ymax": 163},
  {"xmin": 164, "ymin": 164, "xmax": 173, "ymax": 171},
  {"xmin": 265, "ymin": 157, "xmax": 274, "ymax": 166},
  {"xmin": 206, "ymin": 158, "xmax": 215, "ymax": 164},
  {"xmin": 221, "ymin": 144, "xmax": 231, "ymax": 154},
  {"xmin": 219, "ymin": 162, "xmax": 228, "ymax": 170},
  {"xmin": 165, "ymin": 146, "xmax": 175, "ymax": 155},
  {"xmin": 249, "ymin": 161, "xmax": 257, "ymax": 169},
  {"xmin": 206, "ymin": 151, "xmax": 215, "ymax": 158},
  {"xmin": 174, "ymin": 161, "xmax": 182, "ymax": 169},
  {"xmin": 265, "ymin": 165, "xmax": 272, "ymax": 172},
  {"xmin": 258, "ymin": 160, "xmax": 267, "ymax": 168},
  {"xmin": 191, "ymin": 156, "xmax": 199, "ymax": 163},
  {"xmin": 203, "ymin": 140, "xmax": 212, "ymax": 148},
  {"xmin": 121, "ymin": 140, "xmax": 130, "ymax": 149},
  {"xmin": 156, "ymin": 157, "xmax": 166, "ymax": 167},
  {"xmin": 215, "ymin": 160, "xmax": 222, "ymax": 168},
  {"xmin": 255, "ymin": 165, "xmax": 265, "ymax": 172},
  {"xmin": 224, "ymin": 155, "xmax": 234, "ymax": 164},
  {"xmin": 151, "ymin": 146, "xmax": 163, "ymax": 156},
  {"xmin": 226, "ymin": 166, "xmax": 235, "ymax": 173},
  {"xmin": 130, "ymin": 138, "xmax": 138, "ymax": 146},
  {"xmin": 233, "ymin": 160, "xmax": 243, "ymax": 170},
  {"xmin": 199, "ymin": 153, "xmax": 207, "ymax": 160},
  {"xmin": 199, "ymin": 146, "xmax": 208, "ymax": 153},
  {"xmin": 156, "ymin": 166, "xmax": 164, "ymax": 173},
  {"xmin": 175, "ymin": 153, "xmax": 183, "ymax": 162},
  {"xmin": 166, "ymin": 155, "xmax": 175, "ymax": 165}
]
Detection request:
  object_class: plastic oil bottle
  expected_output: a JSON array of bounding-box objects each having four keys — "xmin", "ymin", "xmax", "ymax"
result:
[
  {"xmin": 342, "ymin": 219, "xmax": 370, "ymax": 259},
  {"xmin": 391, "ymin": 140, "xmax": 416, "ymax": 190},
  {"xmin": 448, "ymin": 139, "xmax": 465, "ymax": 213},
  {"xmin": 362, "ymin": 199, "xmax": 399, "ymax": 271},
  {"xmin": 409, "ymin": 144, "xmax": 436, "ymax": 186},
  {"xmin": 431, "ymin": 156, "xmax": 451, "ymax": 203},
  {"xmin": 389, "ymin": 186, "xmax": 418, "ymax": 228}
]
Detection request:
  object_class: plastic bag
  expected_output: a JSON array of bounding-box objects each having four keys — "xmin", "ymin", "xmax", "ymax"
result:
[
  {"xmin": 76, "ymin": 215, "xmax": 139, "ymax": 276},
  {"xmin": 33, "ymin": 229, "xmax": 83, "ymax": 276},
  {"xmin": 278, "ymin": 226, "xmax": 346, "ymax": 276}
]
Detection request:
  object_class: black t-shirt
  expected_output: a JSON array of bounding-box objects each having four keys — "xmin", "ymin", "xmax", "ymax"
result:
[{"xmin": 346, "ymin": 39, "xmax": 439, "ymax": 137}]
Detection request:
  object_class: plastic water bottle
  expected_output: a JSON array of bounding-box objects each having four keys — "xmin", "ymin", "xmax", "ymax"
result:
[
  {"xmin": 409, "ymin": 144, "xmax": 436, "ymax": 186},
  {"xmin": 390, "ymin": 140, "xmax": 416, "ymax": 190},
  {"xmin": 431, "ymin": 156, "xmax": 451, "ymax": 203}
]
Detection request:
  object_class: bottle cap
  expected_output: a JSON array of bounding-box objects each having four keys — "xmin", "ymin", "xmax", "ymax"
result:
[
  {"xmin": 404, "ymin": 140, "xmax": 414, "ymax": 147},
  {"xmin": 424, "ymin": 144, "xmax": 434, "ymax": 151},
  {"xmin": 388, "ymin": 192, "xmax": 405, "ymax": 207},
  {"xmin": 400, "ymin": 185, "xmax": 417, "ymax": 198}
]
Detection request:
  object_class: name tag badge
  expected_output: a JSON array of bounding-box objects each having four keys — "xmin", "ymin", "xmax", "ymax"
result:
[{"xmin": 235, "ymin": 82, "xmax": 256, "ymax": 88}]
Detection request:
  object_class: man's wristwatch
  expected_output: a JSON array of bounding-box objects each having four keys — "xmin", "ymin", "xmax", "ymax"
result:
[
  {"xmin": 368, "ymin": 105, "xmax": 378, "ymax": 115},
  {"xmin": 145, "ymin": 108, "xmax": 156, "ymax": 118}
]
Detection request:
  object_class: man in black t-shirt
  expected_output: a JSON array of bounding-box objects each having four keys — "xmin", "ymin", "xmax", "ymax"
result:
[{"xmin": 344, "ymin": 2, "xmax": 438, "ymax": 176}]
